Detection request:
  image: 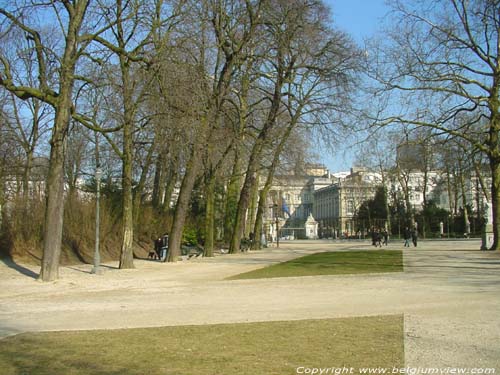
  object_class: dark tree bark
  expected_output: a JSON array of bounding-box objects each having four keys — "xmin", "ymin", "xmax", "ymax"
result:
[
  {"xmin": 0, "ymin": 2, "xmax": 91, "ymax": 281},
  {"xmin": 167, "ymin": 139, "xmax": 205, "ymax": 261}
]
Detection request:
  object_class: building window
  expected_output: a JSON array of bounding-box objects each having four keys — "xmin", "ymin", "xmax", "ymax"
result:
[{"xmin": 347, "ymin": 200, "xmax": 354, "ymax": 214}]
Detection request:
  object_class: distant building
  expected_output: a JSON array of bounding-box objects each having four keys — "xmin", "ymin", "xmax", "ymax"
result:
[
  {"xmin": 387, "ymin": 171, "xmax": 440, "ymax": 212},
  {"xmin": 313, "ymin": 168, "xmax": 381, "ymax": 237},
  {"xmin": 260, "ymin": 163, "xmax": 334, "ymax": 239},
  {"xmin": 2, "ymin": 157, "xmax": 49, "ymax": 201},
  {"xmin": 260, "ymin": 162, "xmax": 491, "ymax": 240}
]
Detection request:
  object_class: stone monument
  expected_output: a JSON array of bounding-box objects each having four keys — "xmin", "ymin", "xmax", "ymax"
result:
[{"xmin": 305, "ymin": 213, "xmax": 319, "ymax": 239}]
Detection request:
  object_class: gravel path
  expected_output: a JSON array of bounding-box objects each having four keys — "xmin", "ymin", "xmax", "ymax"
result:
[{"xmin": 0, "ymin": 239, "xmax": 499, "ymax": 368}]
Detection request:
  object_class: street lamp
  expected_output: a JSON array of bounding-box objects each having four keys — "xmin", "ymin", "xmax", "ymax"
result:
[
  {"xmin": 92, "ymin": 167, "xmax": 103, "ymax": 274},
  {"xmin": 274, "ymin": 203, "xmax": 279, "ymax": 248}
]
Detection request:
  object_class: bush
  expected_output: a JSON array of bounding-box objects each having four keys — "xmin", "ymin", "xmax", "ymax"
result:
[
  {"xmin": 0, "ymin": 194, "xmax": 124, "ymax": 265},
  {"xmin": 134, "ymin": 204, "xmax": 172, "ymax": 244},
  {"xmin": 0, "ymin": 197, "xmax": 45, "ymax": 262},
  {"xmin": 182, "ymin": 226, "xmax": 198, "ymax": 246}
]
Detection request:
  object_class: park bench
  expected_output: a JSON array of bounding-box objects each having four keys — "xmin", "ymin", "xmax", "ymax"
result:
[{"xmin": 181, "ymin": 245, "xmax": 204, "ymax": 260}]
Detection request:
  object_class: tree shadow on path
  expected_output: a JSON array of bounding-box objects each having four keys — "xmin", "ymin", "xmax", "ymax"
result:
[{"xmin": 0, "ymin": 257, "xmax": 39, "ymax": 279}]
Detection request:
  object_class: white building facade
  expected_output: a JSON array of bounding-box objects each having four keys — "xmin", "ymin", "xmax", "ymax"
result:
[{"xmin": 262, "ymin": 165, "xmax": 491, "ymax": 239}]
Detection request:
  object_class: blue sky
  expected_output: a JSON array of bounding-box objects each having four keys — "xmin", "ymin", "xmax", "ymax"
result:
[{"xmin": 319, "ymin": 0, "xmax": 389, "ymax": 172}]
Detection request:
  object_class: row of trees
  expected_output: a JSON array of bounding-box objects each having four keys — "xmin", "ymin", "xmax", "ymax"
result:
[
  {"xmin": 363, "ymin": 0, "xmax": 500, "ymax": 246},
  {"xmin": 354, "ymin": 127, "xmax": 491, "ymax": 236},
  {"xmin": 0, "ymin": 0, "xmax": 360, "ymax": 281},
  {"xmin": 2, "ymin": 0, "xmax": 499, "ymax": 282}
]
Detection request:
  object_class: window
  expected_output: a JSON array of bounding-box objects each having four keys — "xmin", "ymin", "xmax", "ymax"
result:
[{"xmin": 346, "ymin": 200, "xmax": 354, "ymax": 214}]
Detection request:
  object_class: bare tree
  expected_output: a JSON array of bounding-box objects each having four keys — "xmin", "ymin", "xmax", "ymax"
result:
[
  {"xmin": 0, "ymin": 1, "xmax": 96, "ymax": 281},
  {"xmin": 230, "ymin": 0, "xmax": 360, "ymax": 253},
  {"xmin": 369, "ymin": 0, "xmax": 500, "ymax": 249},
  {"xmin": 87, "ymin": 0, "xmax": 185, "ymax": 268},
  {"xmin": 166, "ymin": 0, "xmax": 263, "ymax": 261}
]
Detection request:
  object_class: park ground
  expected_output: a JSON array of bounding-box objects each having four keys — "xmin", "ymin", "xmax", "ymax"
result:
[{"xmin": 0, "ymin": 239, "xmax": 499, "ymax": 369}]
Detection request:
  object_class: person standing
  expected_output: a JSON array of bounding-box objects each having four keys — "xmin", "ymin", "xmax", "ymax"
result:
[
  {"xmin": 411, "ymin": 228, "xmax": 418, "ymax": 247},
  {"xmin": 404, "ymin": 227, "xmax": 411, "ymax": 247}
]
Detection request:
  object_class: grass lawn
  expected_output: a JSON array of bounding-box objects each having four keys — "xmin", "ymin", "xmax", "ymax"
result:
[
  {"xmin": 229, "ymin": 250, "xmax": 404, "ymax": 280},
  {"xmin": 0, "ymin": 315, "xmax": 404, "ymax": 375}
]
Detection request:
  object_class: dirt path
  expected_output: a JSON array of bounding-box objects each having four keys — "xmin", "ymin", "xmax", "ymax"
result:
[{"xmin": 1, "ymin": 239, "xmax": 499, "ymax": 368}]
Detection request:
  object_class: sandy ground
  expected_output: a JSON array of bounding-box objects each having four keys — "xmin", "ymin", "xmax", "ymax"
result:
[{"xmin": 1, "ymin": 239, "xmax": 499, "ymax": 369}]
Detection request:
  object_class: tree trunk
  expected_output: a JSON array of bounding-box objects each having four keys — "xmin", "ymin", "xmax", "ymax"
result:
[
  {"xmin": 133, "ymin": 142, "xmax": 156, "ymax": 225},
  {"xmin": 458, "ymin": 162, "xmax": 470, "ymax": 235},
  {"xmin": 39, "ymin": 0, "xmax": 89, "ymax": 281},
  {"xmin": 22, "ymin": 149, "xmax": 33, "ymax": 205},
  {"xmin": 252, "ymin": 175, "xmax": 270, "ymax": 250},
  {"xmin": 162, "ymin": 164, "xmax": 178, "ymax": 212},
  {"xmin": 167, "ymin": 140, "xmax": 204, "ymax": 261},
  {"xmin": 224, "ymin": 151, "xmax": 242, "ymax": 243},
  {"xmin": 229, "ymin": 137, "xmax": 264, "ymax": 254},
  {"xmin": 490, "ymin": 157, "xmax": 500, "ymax": 250},
  {"xmin": 204, "ymin": 172, "xmax": 216, "ymax": 257},
  {"xmin": 474, "ymin": 160, "xmax": 490, "ymax": 203},
  {"xmin": 250, "ymin": 116, "xmax": 298, "ymax": 249},
  {"xmin": 399, "ymin": 174, "xmax": 413, "ymax": 224},
  {"xmin": 246, "ymin": 173, "xmax": 260, "ymax": 239},
  {"xmin": 119, "ymin": 119, "xmax": 135, "ymax": 269},
  {"xmin": 229, "ymin": 66, "xmax": 284, "ymax": 253},
  {"xmin": 152, "ymin": 155, "xmax": 163, "ymax": 208},
  {"xmin": 380, "ymin": 172, "xmax": 391, "ymax": 233},
  {"xmin": 39, "ymin": 118, "xmax": 67, "ymax": 281}
]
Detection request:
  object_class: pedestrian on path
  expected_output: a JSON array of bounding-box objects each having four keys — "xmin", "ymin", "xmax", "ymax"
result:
[
  {"xmin": 382, "ymin": 229, "xmax": 389, "ymax": 246},
  {"xmin": 404, "ymin": 227, "xmax": 411, "ymax": 247},
  {"xmin": 412, "ymin": 228, "xmax": 418, "ymax": 247}
]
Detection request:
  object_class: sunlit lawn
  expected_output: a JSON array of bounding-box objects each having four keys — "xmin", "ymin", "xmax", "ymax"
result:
[
  {"xmin": 0, "ymin": 315, "xmax": 404, "ymax": 375},
  {"xmin": 229, "ymin": 250, "xmax": 403, "ymax": 280}
]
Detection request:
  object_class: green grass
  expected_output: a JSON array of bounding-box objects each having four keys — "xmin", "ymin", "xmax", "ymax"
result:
[
  {"xmin": 230, "ymin": 250, "xmax": 403, "ymax": 280},
  {"xmin": 0, "ymin": 315, "xmax": 404, "ymax": 375}
]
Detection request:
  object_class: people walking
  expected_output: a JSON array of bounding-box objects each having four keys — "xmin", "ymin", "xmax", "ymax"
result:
[
  {"xmin": 371, "ymin": 227, "xmax": 377, "ymax": 247},
  {"xmin": 382, "ymin": 229, "xmax": 389, "ymax": 246},
  {"xmin": 372, "ymin": 228, "xmax": 382, "ymax": 248},
  {"xmin": 411, "ymin": 228, "xmax": 418, "ymax": 247},
  {"xmin": 404, "ymin": 227, "xmax": 411, "ymax": 247}
]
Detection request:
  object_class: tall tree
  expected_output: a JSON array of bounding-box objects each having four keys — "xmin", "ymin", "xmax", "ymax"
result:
[
  {"xmin": 91, "ymin": 0, "xmax": 183, "ymax": 268},
  {"xmin": 369, "ymin": 0, "xmax": 500, "ymax": 249},
  {"xmin": 167, "ymin": 0, "xmax": 263, "ymax": 261},
  {"xmin": 230, "ymin": 0, "xmax": 360, "ymax": 252},
  {"xmin": 0, "ymin": 1, "xmax": 95, "ymax": 281}
]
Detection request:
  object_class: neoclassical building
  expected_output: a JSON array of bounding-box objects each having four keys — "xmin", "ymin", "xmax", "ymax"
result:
[
  {"xmin": 261, "ymin": 166, "xmax": 382, "ymax": 239},
  {"xmin": 260, "ymin": 163, "xmax": 490, "ymax": 240},
  {"xmin": 313, "ymin": 167, "xmax": 381, "ymax": 237},
  {"xmin": 261, "ymin": 164, "xmax": 334, "ymax": 239}
]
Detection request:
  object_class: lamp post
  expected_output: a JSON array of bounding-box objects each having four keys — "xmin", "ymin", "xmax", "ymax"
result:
[
  {"xmin": 274, "ymin": 203, "xmax": 279, "ymax": 248},
  {"xmin": 92, "ymin": 167, "xmax": 103, "ymax": 274}
]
